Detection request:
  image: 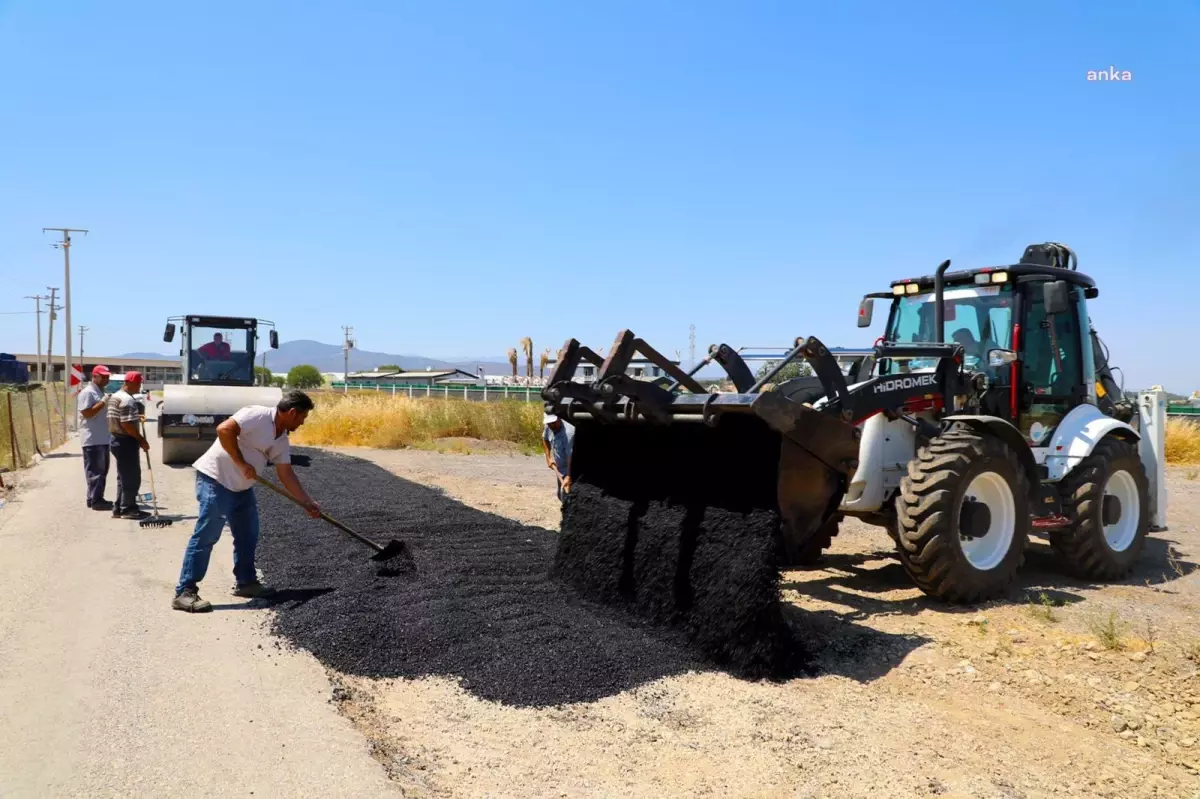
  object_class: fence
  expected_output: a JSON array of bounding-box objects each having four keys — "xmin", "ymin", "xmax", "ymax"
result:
[
  {"xmin": 0, "ymin": 385, "xmax": 71, "ymax": 474},
  {"xmin": 327, "ymin": 382, "xmax": 544, "ymax": 403}
]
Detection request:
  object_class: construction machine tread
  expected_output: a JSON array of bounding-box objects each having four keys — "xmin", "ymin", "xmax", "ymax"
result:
[
  {"xmin": 895, "ymin": 426, "xmax": 1030, "ymax": 604},
  {"xmin": 1050, "ymin": 435, "xmax": 1149, "ymax": 580}
]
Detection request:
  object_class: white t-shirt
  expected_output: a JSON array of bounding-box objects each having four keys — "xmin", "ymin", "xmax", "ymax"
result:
[{"xmin": 193, "ymin": 405, "xmax": 291, "ymax": 492}]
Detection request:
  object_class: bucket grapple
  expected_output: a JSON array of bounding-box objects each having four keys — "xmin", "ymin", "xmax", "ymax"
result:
[{"xmin": 543, "ymin": 329, "xmax": 965, "ymax": 674}]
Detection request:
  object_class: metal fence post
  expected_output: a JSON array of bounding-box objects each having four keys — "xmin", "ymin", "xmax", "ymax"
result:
[
  {"xmin": 6, "ymin": 393, "xmax": 22, "ymax": 470},
  {"xmin": 427, "ymin": 384, "xmax": 431, "ymax": 398},
  {"xmin": 25, "ymin": 389, "xmax": 43, "ymax": 456},
  {"xmin": 483, "ymin": 384, "xmax": 487, "ymax": 402}
]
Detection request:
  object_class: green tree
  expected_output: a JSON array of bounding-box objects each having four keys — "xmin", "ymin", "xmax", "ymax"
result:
[
  {"xmin": 287, "ymin": 364, "xmax": 323, "ymax": 389},
  {"xmin": 253, "ymin": 366, "xmax": 273, "ymax": 386},
  {"xmin": 754, "ymin": 359, "xmax": 814, "ymax": 384},
  {"xmin": 376, "ymin": 364, "xmax": 401, "ymax": 372}
]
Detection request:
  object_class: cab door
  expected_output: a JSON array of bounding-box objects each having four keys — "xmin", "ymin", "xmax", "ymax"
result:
[{"xmin": 1016, "ymin": 281, "xmax": 1085, "ymax": 447}]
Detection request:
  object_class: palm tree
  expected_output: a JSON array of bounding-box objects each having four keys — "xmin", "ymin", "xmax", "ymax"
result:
[
  {"xmin": 520, "ymin": 337, "xmax": 533, "ymax": 380},
  {"xmin": 507, "ymin": 348, "xmax": 518, "ymax": 379},
  {"xmin": 539, "ymin": 348, "xmax": 551, "ymax": 380}
]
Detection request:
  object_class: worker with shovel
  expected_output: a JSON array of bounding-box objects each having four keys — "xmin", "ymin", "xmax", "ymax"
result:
[
  {"xmin": 172, "ymin": 390, "xmax": 322, "ymax": 613},
  {"xmin": 542, "ymin": 412, "xmax": 574, "ymax": 501}
]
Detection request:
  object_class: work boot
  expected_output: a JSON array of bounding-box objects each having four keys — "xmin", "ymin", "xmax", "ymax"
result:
[
  {"xmin": 233, "ymin": 580, "xmax": 277, "ymax": 599},
  {"xmin": 119, "ymin": 509, "xmax": 151, "ymax": 520},
  {"xmin": 91, "ymin": 500, "xmax": 114, "ymax": 512},
  {"xmin": 172, "ymin": 588, "xmax": 213, "ymax": 613}
]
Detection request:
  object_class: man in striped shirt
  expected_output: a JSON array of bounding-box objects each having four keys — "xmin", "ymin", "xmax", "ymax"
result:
[{"xmin": 107, "ymin": 371, "xmax": 151, "ymax": 520}]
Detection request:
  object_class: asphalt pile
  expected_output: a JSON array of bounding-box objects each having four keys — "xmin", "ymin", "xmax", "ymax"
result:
[
  {"xmin": 551, "ymin": 415, "xmax": 796, "ymax": 676},
  {"xmin": 254, "ymin": 448, "xmax": 711, "ymax": 707}
]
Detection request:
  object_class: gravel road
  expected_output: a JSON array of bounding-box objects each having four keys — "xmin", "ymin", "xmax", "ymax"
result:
[
  {"xmin": 284, "ymin": 444, "xmax": 1200, "ymax": 799},
  {"xmin": 0, "ymin": 421, "xmax": 396, "ymax": 797}
]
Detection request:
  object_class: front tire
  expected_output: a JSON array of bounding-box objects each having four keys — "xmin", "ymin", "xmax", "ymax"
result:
[
  {"xmin": 1050, "ymin": 435, "xmax": 1149, "ymax": 580},
  {"xmin": 895, "ymin": 426, "xmax": 1031, "ymax": 604}
]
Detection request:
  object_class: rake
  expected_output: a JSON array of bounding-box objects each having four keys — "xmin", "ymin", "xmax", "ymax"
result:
[
  {"xmin": 139, "ymin": 417, "xmax": 173, "ymax": 529},
  {"xmin": 254, "ymin": 475, "xmax": 412, "ymax": 570}
]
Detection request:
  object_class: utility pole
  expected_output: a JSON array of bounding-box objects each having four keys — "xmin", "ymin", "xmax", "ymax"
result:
[
  {"xmin": 79, "ymin": 325, "xmax": 89, "ymax": 370},
  {"xmin": 45, "ymin": 288, "xmax": 60, "ymax": 384},
  {"xmin": 44, "ymin": 227, "xmax": 88, "ymax": 437},
  {"xmin": 23, "ymin": 294, "xmax": 49, "ymax": 382},
  {"xmin": 261, "ymin": 351, "xmax": 268, "ymax": 386},
  {"xmin": 342, "ymin": 325, "xmax": 355, "ymax": 392}
]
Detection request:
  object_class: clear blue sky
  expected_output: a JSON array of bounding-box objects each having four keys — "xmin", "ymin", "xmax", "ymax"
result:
[{"xmin": 1, "ymin": 1, "xmax": 1197, "ymax": 391}]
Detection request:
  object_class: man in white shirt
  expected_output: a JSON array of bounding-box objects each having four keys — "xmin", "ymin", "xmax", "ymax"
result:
[
  {"xmin": 77, "ymin": 364, "xmax": 113, "ymax": 511},
  {"xmin": 172, "ymin": 389, "xmax": 322, "ymax": 613}
]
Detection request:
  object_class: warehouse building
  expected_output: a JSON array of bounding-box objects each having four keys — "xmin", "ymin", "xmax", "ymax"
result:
[
  {"xmin": 10, "ymin": 354, "xmax": 182, "ymax": 389},
  {"xmin": 345, "ymin": 368, "xmax": 481, "ymax": 386}
]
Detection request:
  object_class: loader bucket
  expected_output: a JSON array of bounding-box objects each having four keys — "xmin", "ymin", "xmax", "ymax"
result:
[{"xmin": 549, "ymin": 387, "xmax": 861, "ymax": 678}]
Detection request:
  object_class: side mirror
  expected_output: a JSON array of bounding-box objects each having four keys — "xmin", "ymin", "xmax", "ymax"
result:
[
  {"xmin": 988, "ymin": 348, "xmax": 1018, "ymax": 367},
  {"xmin": 163, "ymin": 323, "xmax": 176, "ymax": 343},
  {"xmin": 1044, "ymin": 280, "xmax": 1070, "ymax": 314},
  {"xmin": 856, "ymin": 297, "xmax": 874, "ymax": 328},
  {"xmin": 269, "ymin": 330, "xmax": 279, "ymax": 349}
]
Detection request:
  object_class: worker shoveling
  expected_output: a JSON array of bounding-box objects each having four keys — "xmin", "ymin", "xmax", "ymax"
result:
[{"xmin": 543, "ymin": 243, "xmax": 1167, "ymax": 676}]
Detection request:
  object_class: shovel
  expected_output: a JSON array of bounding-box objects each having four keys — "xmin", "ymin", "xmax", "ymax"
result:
[{"xmin": 254, "ymin": 475, "xmax": 410, "ymax": 567}]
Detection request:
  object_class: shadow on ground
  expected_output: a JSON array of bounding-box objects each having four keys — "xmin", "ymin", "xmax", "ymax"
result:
[
  {"xmin": 779, "ymin": 526, "xmax": 1197, "ymax": 635},
  {"xmin": 254, "ymin": 448, "xmax": 928, "ymax": 708}
]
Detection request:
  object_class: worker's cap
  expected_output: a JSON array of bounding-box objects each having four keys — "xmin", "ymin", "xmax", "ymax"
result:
[
  {"xmin": 543, "ymin": 412, "xmax": 559, "ymax": 425},
  {"xmin": 91, "ymin": 365, "xmax": 111, "ymax": 376},
  {"xmin": 123, "ymin": 370, "xmax": 143, "ymax": 383}
]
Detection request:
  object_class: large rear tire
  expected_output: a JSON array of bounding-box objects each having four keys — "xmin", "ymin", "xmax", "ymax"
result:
[
  {"xmin": 895, "ymin": 426, "xmax": 1030, "ymax": 604},
  {"xmin": 1050, "ymin": 435, "xmax": 1149, "ymax": 580}
]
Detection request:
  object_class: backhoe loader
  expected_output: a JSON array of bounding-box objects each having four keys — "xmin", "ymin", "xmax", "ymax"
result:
[{"xmin": 542, "ymin": 243, "xmax": 1167, "ymax": 671}]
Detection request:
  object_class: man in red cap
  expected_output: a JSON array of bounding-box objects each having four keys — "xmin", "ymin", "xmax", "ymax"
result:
[
  {"xmin": 106, "ymin": 371, "xmax": 151, "ymax": 520},
  {"xmin": 77, "ymin": 365, "xmax": 113, "ymax": 510}
]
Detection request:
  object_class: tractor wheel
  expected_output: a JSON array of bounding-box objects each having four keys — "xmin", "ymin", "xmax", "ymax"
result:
[
  {"xmin": 895, "ymin": 426, "xmax": 1030, "ymax": 604},
  {"xmin": 782, "ymin": 517, "xmax": 839, "ymax": 567},
  {"xmin": 1050, "ymin": 435, "xmax": 1149, "ymax": 580}
]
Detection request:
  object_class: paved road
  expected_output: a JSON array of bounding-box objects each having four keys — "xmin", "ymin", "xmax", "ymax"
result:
[{"xmin": 0, "ymin": 416, "xmax": 397, "ymax": 798}]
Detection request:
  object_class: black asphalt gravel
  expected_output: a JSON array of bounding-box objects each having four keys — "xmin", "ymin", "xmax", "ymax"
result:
[
  {"xmin": 254, "ymin": 448, "xmax": 722, "ymax": 707},
  {"xmin": 552, "ymin": 416, "xmax": 795, "ymax": 676}
]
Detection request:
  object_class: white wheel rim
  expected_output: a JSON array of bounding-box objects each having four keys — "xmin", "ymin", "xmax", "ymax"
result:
[
  {"xmin": 1103, "ymin": 470, "xmax": 1140, "ymax": 552},
  {"xmin": 959, "ymin": 472, "xmax": 1016, "ymax": 571}
]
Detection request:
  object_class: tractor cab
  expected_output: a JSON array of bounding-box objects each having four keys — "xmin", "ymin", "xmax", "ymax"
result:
[
  {"xmin": 163, "ymin": 315, "xmax": 279, "ymax": 386},
  {"xmin": 859, "ymin": 243, "xmax": 1103, "ymax": 446}
]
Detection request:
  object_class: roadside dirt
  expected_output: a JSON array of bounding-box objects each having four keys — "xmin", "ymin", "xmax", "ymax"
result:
[{"xmin": 299, "ymin": 444, "xmax": 1200, "ymax": 798}]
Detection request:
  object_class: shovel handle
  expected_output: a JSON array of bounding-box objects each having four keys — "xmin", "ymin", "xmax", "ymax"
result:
[{"xmin": 254, "ymin": 475, "xmax": 385, "ymax": 554}]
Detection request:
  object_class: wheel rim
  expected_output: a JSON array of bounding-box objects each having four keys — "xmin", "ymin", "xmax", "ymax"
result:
[
  {"xmin": 959, "ymin": 472, "xmax": 1016, "ymax": 571},
  {"xmin": 1103, "ymin": 470, "xmax": 1140, "ymax": 552}
]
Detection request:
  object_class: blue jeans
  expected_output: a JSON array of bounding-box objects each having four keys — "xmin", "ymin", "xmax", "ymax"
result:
[{"xmin": 175, "ymin": 472, "xmax": 260, "ymax": 595}]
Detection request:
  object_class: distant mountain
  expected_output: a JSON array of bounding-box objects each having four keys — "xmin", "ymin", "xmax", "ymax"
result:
[
  {"xmin": 260, "ymin": 340, "xmax": 511, "ymax": 376},
  {"xmin": 120, "ymin": 351, "xmax": 178, "ymax": 361}
]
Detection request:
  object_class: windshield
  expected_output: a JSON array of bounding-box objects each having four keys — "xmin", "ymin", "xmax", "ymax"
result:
[
  {"xmin": 885, "ymin": 284, "xmax": 1013, "ymax": 373},
  {"xmin": 188, "ymin": 324, "xmax": 255, "ymax": 383}
]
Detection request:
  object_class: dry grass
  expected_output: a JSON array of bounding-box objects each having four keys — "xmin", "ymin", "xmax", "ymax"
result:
[
  {"xmin": 292, "ymin": 393, "xmax": 544, "ymax": 453},
  {"xmin": 1166, "ymin": 418, "xmax": 1200, "ymax": 465}
]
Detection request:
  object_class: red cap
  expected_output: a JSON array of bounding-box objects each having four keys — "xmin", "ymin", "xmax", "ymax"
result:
[
  {"xmin": 124, "ymin": 371, "xmax": 143, "ymax": 384},
  {"xmin": 91, "ymin": 365, "xmax": 111, "ymax": 376}
]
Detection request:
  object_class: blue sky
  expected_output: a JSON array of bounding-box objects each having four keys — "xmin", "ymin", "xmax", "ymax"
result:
[{"xmin": 1, "ymin": 1, "xmax": 1197, "ymax": 391}]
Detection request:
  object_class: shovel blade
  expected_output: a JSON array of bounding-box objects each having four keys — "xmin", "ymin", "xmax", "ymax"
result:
[{"xmin": 371, "ymin": 539, "xmax": 409, "ymax": 563}]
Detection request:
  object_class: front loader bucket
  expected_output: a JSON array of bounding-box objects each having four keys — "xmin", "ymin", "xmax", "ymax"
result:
[{"xmin": 546, "ymin": 335, "xmax": 861, "ymax": 676}]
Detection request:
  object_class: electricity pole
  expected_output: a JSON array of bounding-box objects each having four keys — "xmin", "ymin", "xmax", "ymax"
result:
[
  {"xmin": 79, "ymin": 325, "xmax": 89, "ymax": 370},
  {"xmin": 44, "ymin": 227, "xmax": 88, "ymax": 437},
  {"xmin": 23, "ymin": 294, "xmax": 49, "ymax": 382},
  {"xmin": 45, "ymin": 287, "xmax": 60, "ymax": 384},
  {"xmin": 342, "ymin": 325, "xmax": 355, "ymax": 392}
]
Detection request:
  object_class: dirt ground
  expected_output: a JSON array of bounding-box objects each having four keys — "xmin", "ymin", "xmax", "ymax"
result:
[{"xmin": 304, "ymin": 444, "xmax": 1200, "ymax": 799}]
